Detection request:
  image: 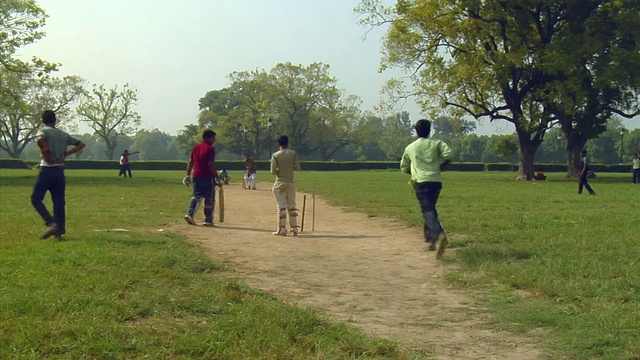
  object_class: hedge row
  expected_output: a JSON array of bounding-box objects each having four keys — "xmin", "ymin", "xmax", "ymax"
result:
[{"xmin": 0, "ymin": 158, "xmax": 634, "ymax": 172}]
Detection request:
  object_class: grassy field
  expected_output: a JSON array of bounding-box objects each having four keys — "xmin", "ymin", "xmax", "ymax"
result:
[
  {"xmin": 0, "ymin": 169, "xmax": 417, "ymax": 359},
  {"xmin": 1, "ymin": 169, "xmax": 638, "ymax": 359},
  {"xmin": 295, "ymin": 170, "xmax": 639, "ymax": 360}
]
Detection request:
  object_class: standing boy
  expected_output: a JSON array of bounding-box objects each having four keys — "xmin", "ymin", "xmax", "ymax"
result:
[
  {"xmin": 270, "ymin": 135, "xmax": 301, "ymax": 236},
  {"xmin": 118, "ymin": 149, "xmax": 140, "ymax": 178},
  {"xmin": 183, "ymin": 130, "xmax": 219, "ymax": 226},
  {"xmin": 578, "ymin": 150, "xmax": 596, "ymax": 195},
  {"xmin": 243, "ymin": 153, "xmax": 257, "ymax": 189},
  {"xmin": 32, "ymin": 110, "xmax": 86, "ymax": 240},
  {"xmin": 400, "ymin": 119, "xmax": 452, "ymax": 260}
]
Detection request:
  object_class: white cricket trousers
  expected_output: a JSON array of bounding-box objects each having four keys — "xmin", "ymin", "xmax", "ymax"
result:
[{"xmin": 272, "ymin": 180, "xmax": 298, "ymax": 231}]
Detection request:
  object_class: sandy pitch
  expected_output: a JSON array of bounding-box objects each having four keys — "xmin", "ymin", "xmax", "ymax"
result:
[{"xmin": 171, "ymin": 183, "xmax": 541, "ymax": 359}]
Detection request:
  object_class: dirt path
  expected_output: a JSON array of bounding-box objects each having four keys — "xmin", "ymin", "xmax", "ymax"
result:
[{"xmin": 171, "ymin": 183, "xmax": 541, "ymax": 359}]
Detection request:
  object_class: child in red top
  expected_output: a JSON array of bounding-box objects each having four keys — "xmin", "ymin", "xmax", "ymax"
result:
[{"xmin": 183, "ymin": 130, "xmax": 219, "ymax": 226}]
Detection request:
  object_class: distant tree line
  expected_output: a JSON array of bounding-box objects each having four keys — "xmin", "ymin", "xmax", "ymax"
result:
[{"xmin": 7, "ymin": 116, "xmax": 639, "ymax": 166}]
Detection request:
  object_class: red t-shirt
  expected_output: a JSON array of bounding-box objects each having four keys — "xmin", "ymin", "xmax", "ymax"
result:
[{"xmin": 190, "ymin": 141, "xmax": 216, "ymax": 178}]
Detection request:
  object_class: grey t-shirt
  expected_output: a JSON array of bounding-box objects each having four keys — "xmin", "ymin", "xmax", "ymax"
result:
[{"xmin": 37, "ymin": 126, "xmax": 80, "ymax": 166}]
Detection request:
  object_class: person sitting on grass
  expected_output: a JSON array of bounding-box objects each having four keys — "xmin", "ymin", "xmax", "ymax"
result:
[{"xmin": 534, "ymin": 168, "xmax": 547, "ymax": 181}]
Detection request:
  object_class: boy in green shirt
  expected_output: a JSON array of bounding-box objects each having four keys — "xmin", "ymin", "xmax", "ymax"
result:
[{"xmin": 400, "ymin": 119, "xmax": 452, "ymax": 259}]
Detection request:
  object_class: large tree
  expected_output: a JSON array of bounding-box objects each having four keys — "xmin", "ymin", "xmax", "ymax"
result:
[
  {"xmin": 540, "ymin": 1, "xmax": 640, "ymax": 176},
  {"xmin": 196, "ymin": 62, "xmax": 359, "ymax": 160},
  {"xmin": 77, "ymin": 83, "xmax": 141, "ymax": 160},
  {"xmin": 0, "ymin": 69, "xmax": 83, "ymax": 158},
  {"xmin": 0, "ymin": 0, "xmax": 48, "ymax": 72},
  {"xmin": 357, "ymin": 0, "xmax": 639, "ymax": 180},
  {"xmin": 378, "ymin": 111, "xmax": 413, "ymax": 160}
]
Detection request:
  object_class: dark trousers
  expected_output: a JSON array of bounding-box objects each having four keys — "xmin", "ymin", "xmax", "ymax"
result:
[
  {"xmin": 31, "ymin": 166, "xmax": 66, "ymax": 234},
  {"xmin": 187, "ymin": 177, "xmax": 215, "ymax": 222},
  {"xmin": 118, "ymin": 164, "xmax": 132, "ymax": 177},
  {"xmin": 633, "ymin": 169, "xmax": 640, "ymax": 184},
  {"xmin": 578, "ymin": 174, "xmax": 595, "ymax": 194},
  {"xmin": 414, "ymin": 182, "xmax": 445, "ymax": 244}
]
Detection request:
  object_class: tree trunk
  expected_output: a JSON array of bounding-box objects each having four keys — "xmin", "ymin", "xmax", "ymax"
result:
[
  {"xmin": 515, "ymin": 131, "xmax": 541, "ymax": 180},
  {"xmin": 565, "ymin": 133, "xmax": 587, "ymax": 178}
]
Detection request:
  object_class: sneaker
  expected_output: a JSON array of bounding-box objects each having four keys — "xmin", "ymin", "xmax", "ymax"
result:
[
  {"xmin": 41, "ymin": 224, "xmax": 59, "ymax": 239},
  {"xmin": 427, "ymin": 241, "xmax": 436, "ymax": 251},
  {"xmin": 202, "ymin": 221, "xmax": 215, "ymax": 227},
  {"xmin": 184, "ymin": 214, "xmax": 196, "ymax": 225},
  {"xmin": 54, "ymin": 234, "xmax": 63, "ymax": 241},
  {"xmin": 436, "ymin": 234, "xmax": 448, "ymax": 260},
  {"xmin": 272, "ymin": 228, "xmax": 287, "ymax": 236},
  {"xmin": 290, "ymin": 229, "xmax": 298, "ymax": 236}
]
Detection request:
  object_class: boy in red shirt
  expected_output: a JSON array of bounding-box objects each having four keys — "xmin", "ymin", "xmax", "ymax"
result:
[{"xmin": 183, "ymin": 130, "xmax": 220, "ymax": 226}]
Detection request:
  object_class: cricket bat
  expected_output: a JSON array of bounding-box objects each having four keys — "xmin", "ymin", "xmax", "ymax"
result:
[{"xmin": 218, "ymin": 186, "xmax": 225, "ymax": 223}]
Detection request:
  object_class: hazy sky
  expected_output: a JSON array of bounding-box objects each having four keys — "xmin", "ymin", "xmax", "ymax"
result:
[{"xmin": 19, "ymin": 1, "xmax": 639, "ymax": 136}]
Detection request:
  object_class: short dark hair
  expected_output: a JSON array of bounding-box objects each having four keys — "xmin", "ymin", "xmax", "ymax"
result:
[
  {"xmin": 42, "ymin": 110, "xmax": 56, "ymax": 125},
  {"xmin": 202, "ymin": 129, "xmax": 216, "ymax": 140},
  {"xmin": 414, "ymin": 119, "xmax": 431, "ymax": 138},
  {"xmin": 277, "ymin": 135, "xmax": 289, "ymax": 147}
]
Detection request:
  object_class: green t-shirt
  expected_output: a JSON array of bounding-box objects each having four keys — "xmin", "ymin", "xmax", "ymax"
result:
[
  {"xmin": 400, "ymin": 138, "xmax": 452, "ymax": 183},
  {"xmin": 37, "ymin": 126, "xmax": 80, "ymax": 166}
]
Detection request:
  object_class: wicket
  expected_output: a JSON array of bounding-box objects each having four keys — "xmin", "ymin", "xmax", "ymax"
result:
[{"xmin": 301, "ymin": 194, "xmax": 307, "ymax": 232}]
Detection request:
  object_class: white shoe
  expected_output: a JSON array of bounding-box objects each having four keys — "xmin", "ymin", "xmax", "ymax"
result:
[
  {"xmin": 272, "ymin": 228, "xmax": 287, "ymax": 236},
  {"xmin": 184, "ymin": 215, "xmax": 195, "ymax": 225},
  {"xmin": 202, "ymin": 221, "xmax": 215, "ymax": 227}
]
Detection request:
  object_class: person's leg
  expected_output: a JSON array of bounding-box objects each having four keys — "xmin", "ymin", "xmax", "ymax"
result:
[
  {"xmin": 118, "ymin": 165, "xmax": 124, "ymax": 176},
  {"xmin": 201, "ymin": 179, "xmax": 215, "ymax": 225},
  {"xmin": 634, "ymin": 169, "xmax": 639, "ymax": 184},
  {"xmin": 415, "ymin": 182, "xmax": 444, "ymax": 249},
  {"xmin": 584, "ymin": 179, "xmax": 595, "ymax": 194},
  {"xmin": 578, "ymin": 176, "xmax": 585, "ymax": 194},
  {"xmin": 272, "ymin": 182, "xmax": 288, "ymax": 235},
  {"xmin": 243, "ymin": 172, "xmax": 249, "ymax": 189},
  {"xmin": 126, "ymin": 165, "xmax": 132, "ymax": 178},
  {"xmin": 49, "ymin": 168, "xmax": 66, "ymax": 235},
  {"xmin": 185, "ymin": 178, "xmax": 204, "ymax": 225},
  {"xmin": 250, "ymin": 173, "xmax": 257, "ymax": 190},
  {"xmin": 286, "ymin": 183, "xmax": 299, "ymax": 235},
  {"xmin": 31, "ymin": 168, "xmax": 56, "ymax": 230}
]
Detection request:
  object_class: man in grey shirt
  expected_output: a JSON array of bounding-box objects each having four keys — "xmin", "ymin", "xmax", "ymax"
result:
[{"xmin": 32, "ymin": 110, "xmax": 86, "ymax": 240}]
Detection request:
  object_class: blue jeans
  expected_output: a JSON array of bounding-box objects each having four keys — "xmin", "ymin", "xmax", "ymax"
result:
[
  {"xmin": 414, "ymin": 182, "xmax": 445, "ymax": 244},
  {"xmin": 31, "ymin": 166, "xmax": 66, "ymax": 234},
  {"xmin": 633, "ymin": 168, "xmax": 640, "ymax": 184},
  {"xmin": 186, "ymin": 177, "xmax": 215, "ymax": 222},
  {"xmin": 118, "ymin": 164, "xmax": 132, "ymax": 177}
]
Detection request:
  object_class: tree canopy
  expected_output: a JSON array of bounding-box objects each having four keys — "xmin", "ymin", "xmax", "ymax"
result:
[{"xmin": 357, "ymin": 0, "xmax": 640, "ymax": 179}]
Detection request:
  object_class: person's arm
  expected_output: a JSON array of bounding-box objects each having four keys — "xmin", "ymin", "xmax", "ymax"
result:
[
  {"xmin": 579, "ymin": 158, "xmax": 588, "ymax": 176},
  {"xmin": 129, "ymin": 151, "xmax": 140, "ymax": 155},
  {"xmin": 400, "ymin": 150, "xmax": 411, "ymax": 174},
  {"xmin": 63, "ymin": 140, "xmax": 86, "ymax": 159},
  {"xmin": 208, "ymin": 160, "xmax": 219, "ymax": 180},
  {"xmin": 186, "ymin": 158, "xmax": 194, "ymax": 176},
  {"xmin": 270, "ymin": 155, "xmax": 277, "ymax": 175},
  {"xmin": 36, "ymin": 135, "xmax": 56, "ymax": 165},
  {"xmin": 439, "ymin": 141, "xmax": 452, "ymax": 171}
]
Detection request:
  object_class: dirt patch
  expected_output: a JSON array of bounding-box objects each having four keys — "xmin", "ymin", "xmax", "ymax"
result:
[{"xmin": 170, "ymin": 183, "xmax": 541, "ymax": 359}]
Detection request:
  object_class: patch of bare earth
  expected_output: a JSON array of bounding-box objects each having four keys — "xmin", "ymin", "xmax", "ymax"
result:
[{"xmin": 170, "ymin": 184, "xmax": 541, "ymax": 359}]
